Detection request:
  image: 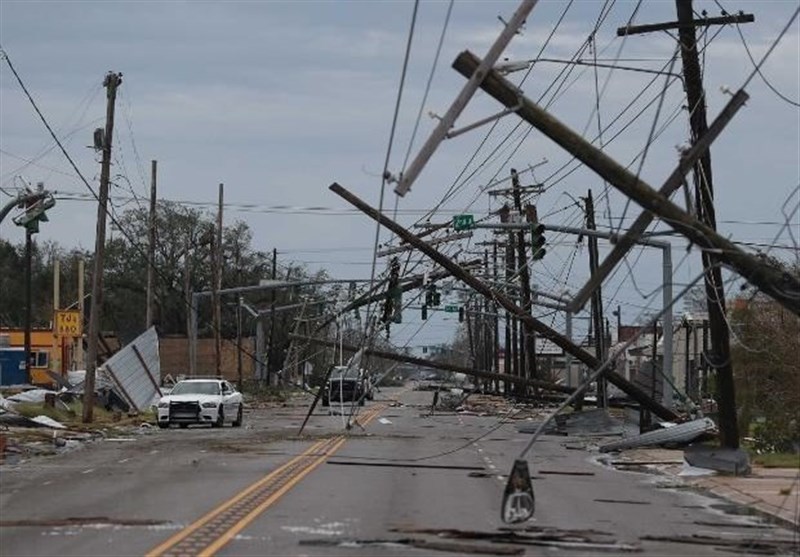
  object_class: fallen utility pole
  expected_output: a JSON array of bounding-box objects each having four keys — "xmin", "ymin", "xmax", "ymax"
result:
[
  {"xmin": 569, "ymin": 89, "xmax": 749, "ymax": 313},
  {"xmin": 84, "ymin": 71, "xmax": 122, "ymax": 423},
  {"xmin": 394, "ymin": 0, "xmax": 539, "ymax": 196},
  {"xmin": 452, "ymin": 50, "xmax": 800, "ymax": 317},
  {"xmin": 289, "ymin": 334, "xmax": 573, "ymax": 395},
  {"xmin": 330, "ymin": 183, "xmax": 679, "ymax": 421}
]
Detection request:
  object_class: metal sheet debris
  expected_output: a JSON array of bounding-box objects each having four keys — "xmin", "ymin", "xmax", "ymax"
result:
[
  {"xmin": 97, "ymin": 326, "xmax": 161, "ymax": 412},
  {"xmin": 28, "ymin": 416, "xmax": 66, "ymax": 429},
  {"xmin": 599, "ymin": 417, "xmax": 716, "ymax": 453}
]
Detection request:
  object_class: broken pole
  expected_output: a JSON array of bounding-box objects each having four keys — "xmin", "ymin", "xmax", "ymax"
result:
[
  {"xmin": 452, "ymin": 50, "xmax": 800, "ymax": 317},
  {"xmin": 329, "ymin": 183, "xmax": 679, "ymax": 421},
  {"xmin": 395, "ymin": 0, "xmax": 539, "ymax": 196}
]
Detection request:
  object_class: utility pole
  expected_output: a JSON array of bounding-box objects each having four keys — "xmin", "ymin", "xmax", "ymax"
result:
[
  {"xmin": 184, "ymin": 236, "xmax": 193, "ymax": 373},
  {"xmin": 84, "ymin": 71, "xmax": 122, "ymax": 423},
  {"xmin": 675, "ymin": 0, "xmax": 737, "ymax": 449},
  {"xmin": 235, "ymin": 243, "xmax": 243, "ymax": 391},
  {"xmin": 213, "ymin": 183, "xmax": 224, "ymax": 378},
  {"xmin": 511, "ymin": 169, "xmax": 538, "ymax": 389},
  {"xmin": 24, "ymin": 226, "xmax": 32, "ymax": 381},
  {"xmin": 584, "ymin": 190, "xmax": 607, "ymax": 407},
  {"xmin": 52, "ymin": 259, "xmax": 61, "ymax": 375},
  {"xmin": 268, "ymin": 247, "xmax": 277, "ymax": 385},
  {"xmin": 613, "ymin": 0, "xmax": 754, "ymax": 448},
  {"xmin": 492, "ymin": 244, "xmax": 501, "ymax": 393},
  {"xmin": 146, "ymin": 160, "xmax": 157, "ymax": 329},
  {"xmin": 76, "ymin": 259, "xmax": 84, "ymax": 370}
]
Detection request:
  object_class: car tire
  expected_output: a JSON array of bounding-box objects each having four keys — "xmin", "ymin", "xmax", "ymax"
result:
[
  {"xmin": 213, "ymin": 406, "xmax": 224, "ymax": 428},
  {"xmin": 179, "ymin": 423, "xmax": 189, "ymax": 429},
  {"xmin": 158, "ymin": 421, "xmax": 169, "ymax": 429},
  {"xmin": 232, "ymin": 404, "xmax": 243, "ymax": 427}
]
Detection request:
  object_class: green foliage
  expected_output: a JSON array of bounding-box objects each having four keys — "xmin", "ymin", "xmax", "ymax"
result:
[{"xmin": 731, "ymin": 284, "xmax": 800, "ymax": 453}]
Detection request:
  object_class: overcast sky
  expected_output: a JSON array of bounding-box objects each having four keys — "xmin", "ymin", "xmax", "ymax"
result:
[{"xmin": 1, "ymin": 0, "xmax": 798, "ymax": 349}]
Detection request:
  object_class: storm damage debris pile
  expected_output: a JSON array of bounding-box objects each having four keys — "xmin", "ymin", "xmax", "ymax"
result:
[{"xmin": 451, "ymin": 394, "xmax": 549, "ymax": 420}]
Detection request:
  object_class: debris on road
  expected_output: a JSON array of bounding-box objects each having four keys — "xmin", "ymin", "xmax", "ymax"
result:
[
  {"xmin": 640, "ymin": 533, "xmax": 798, "ymax": 555},
  {"xmin": 599, "ymin": 417, "xmax": 716, "ymax": 453},
  {"xmin": 518, "ymin": 408, "xmax": 628, "ymax": 437},
  {"xmin": 391, "ymin": 526, "xmax": 642, "ymax": 552}
]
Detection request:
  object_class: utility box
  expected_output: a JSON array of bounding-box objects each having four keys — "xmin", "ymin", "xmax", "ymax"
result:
[{"xmin": 0, "ymin": 348, "xmax": 28, "ymax": 386}]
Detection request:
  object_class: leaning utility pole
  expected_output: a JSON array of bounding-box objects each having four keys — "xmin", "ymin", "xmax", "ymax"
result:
[
  {"xmin": 83, "ymin": 71, "xmax": 122, "ymax": 423},
  {"xmin": 451, "ymin": 51, "xmax": 800, "ymax": 318},
  {"xmin": 330, "ymin": 183, "xmax": 679, "ymax": 421},
  {"xmin": 613, "ymin": 0, "xmax": 755, "ymax": 450},
  {"xmin": 145, "ymin": 160, "xmax": 157, "ymax": 329},
  {"xmin": 213, "ymin": 183, "xmax": 224, "ymax": 377}
]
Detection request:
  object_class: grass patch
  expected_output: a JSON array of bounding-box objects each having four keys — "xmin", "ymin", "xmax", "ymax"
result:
[{"xmin": 750, "ymin": 451, "xmax": 800, "ymax": 469}]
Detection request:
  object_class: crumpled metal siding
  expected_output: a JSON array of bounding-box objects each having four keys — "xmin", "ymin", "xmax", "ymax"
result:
[{"xmin": 98, "ymin": 326, "xmax": 161, "ymax": 412}]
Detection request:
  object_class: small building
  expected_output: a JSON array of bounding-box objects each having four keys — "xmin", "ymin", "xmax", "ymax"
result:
[{"xmin": 0, "ymin": 329, "xmax": 63, "ymax": 386}]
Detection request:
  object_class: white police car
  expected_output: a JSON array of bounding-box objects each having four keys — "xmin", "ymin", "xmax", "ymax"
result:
[{"xmin": 157, "ymin": 378, "xmax": 243, "ymax": 429}]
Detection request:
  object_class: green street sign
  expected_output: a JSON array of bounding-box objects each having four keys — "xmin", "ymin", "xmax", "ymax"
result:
[
  {"xmin": 453, "ymin": 214, "xmax": 475, "ymax": 231},
  {"xmin": 444, "ymin": 304, "xmax": 459, "ymax": 313}
]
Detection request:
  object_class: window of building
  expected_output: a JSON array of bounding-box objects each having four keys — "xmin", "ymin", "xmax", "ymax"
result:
[{"xmin": 34, "ymin": 351, "xmax": 49, "ymax": 368}]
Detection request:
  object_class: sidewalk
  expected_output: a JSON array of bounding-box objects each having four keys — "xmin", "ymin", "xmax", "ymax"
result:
[{"xmin": 608, "ymin": 447, "xmax": 800, "ymax": 527}]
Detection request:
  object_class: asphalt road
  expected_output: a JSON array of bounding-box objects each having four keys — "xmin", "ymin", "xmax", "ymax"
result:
[{"xmin": 0, "ymin": 387, "xmax": 796, "ymax": 556}]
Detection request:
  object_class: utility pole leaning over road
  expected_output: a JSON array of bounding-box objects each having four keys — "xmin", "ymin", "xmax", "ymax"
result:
[
  {"xmin": 330, "ymin": 182, "xmax": 680, "ymax": 421},
  {"xmin": 84, "ymin": 71, "xmax": 122, "ymax": 423},
  {"xmin": 146, "ymin": 160, "xmax": 157, "ymax": 329}
]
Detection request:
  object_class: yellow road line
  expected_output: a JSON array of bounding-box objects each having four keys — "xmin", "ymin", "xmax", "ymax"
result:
[
  {"xmin": 145, "ymin": 437, "xmax": 330, "ymax": 557},
  {"xmin": 148, "ymin": 401, "xmax": 391, "ymax": 557},
  {"xmin": 198, "ymin": 437, "xmax": 348, "ymax": 557}
]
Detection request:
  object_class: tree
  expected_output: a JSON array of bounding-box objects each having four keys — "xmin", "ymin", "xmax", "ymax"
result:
[{"xmin": 730, "ymin": 266, "xmax": 800, "ymax": 452}]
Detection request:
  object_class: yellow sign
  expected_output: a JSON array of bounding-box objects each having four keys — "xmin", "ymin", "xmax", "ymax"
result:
[{"xmin": 55, "ymin": 310, "xmax": 82, "ymax": 337}]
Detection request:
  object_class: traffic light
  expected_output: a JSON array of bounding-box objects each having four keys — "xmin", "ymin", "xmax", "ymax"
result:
[
  {"xmin": 426, "ymin": 284, "xmax": 441, "ymax": 307},
  {"xmin": 421, "ymin": 305, "xmax": 428, "ymax": 320},
  {"xmin": 530, "ymin": 222, "xmax": 546, "ymax": 260},
  {"xmin": 458, "ymin": 307, "xmax": 465, "ymax": 322}
]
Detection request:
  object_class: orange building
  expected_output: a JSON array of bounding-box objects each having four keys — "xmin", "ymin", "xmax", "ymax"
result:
[{"xmin": 0, "ymin": 328, "xmax": 74, "ymax": 386}]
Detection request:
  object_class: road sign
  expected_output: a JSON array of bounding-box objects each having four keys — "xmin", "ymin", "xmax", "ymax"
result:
[
  {"xmin": 444, "ymin": 304, "xmax": 459, "ymax": 313},
  {"xmin": 55, "ymin": 310, "xmax": 82, "ymax": 337},
  {"xmin": 452, "ymin": 214, "xmax": 475, "ymax": 231}
]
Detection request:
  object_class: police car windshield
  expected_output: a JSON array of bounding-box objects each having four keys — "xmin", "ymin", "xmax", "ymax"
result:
[{"xmin": 171, "ymin": 381, "xmax": 221, "ymax": 395}]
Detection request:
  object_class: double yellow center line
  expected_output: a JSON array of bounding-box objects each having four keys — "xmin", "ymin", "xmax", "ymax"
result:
[{"xmin": 147, "ymin": 403, "xmax": 386, "ymax": 557}]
